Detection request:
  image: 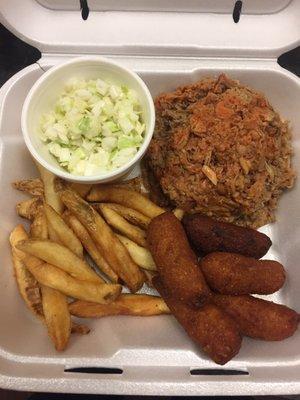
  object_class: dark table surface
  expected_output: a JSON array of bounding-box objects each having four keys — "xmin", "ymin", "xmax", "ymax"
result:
[{"xmin": 0, "ymin": 21, "xmax": 299, "ymax": 400}]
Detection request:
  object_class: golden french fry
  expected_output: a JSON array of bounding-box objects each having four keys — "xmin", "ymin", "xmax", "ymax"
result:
[
  {"xmin": 87, "ymin": 187, "xmax": 165, "ymax": 219},
  {"xmin": 16, "ymin": 197, "xmax": 42, "ymax": 220},
  {"xmin": 112, "ymin": 176, "xmax": 147, "ymax": 194},
  {"xmin": 143, "ymin": 269, "xmax": 156, "ymax": 288},
  {"xmin": 63, "ymin": 211, "xmax": 118, "ymax": 283},
  {"xmin": 10, "ymin": 225, "xmax": 71, "ymax": 351},
  {"xmin": 47, "ymin": 224, "xmax": 62, "ymax": 244},
  {"xmin": 98, "ymin": 204, "xmax": 147, "ymax": 247},
  {"xmin": 12, "ymin": 178, "xmax": 44, "ymax": 197},
  {"xmin": 16, "ymin": 248, "xmax": 121, "ymax": 304},
  {"xmin": 9, "ymin": 225, "xmax": 44, "ymax": 319},
  {"xmin": 95, "ymin": 203, "xmax": 151, "ymax": 230},
  {"xmin": 116, "ymin": 234, "xmax": 156, "ymax": 271},
  {"xmin": 30, "ymin": 207, "xmax": 48, "ymax": 239},
  {"xmin": 44, "ymin": 203, "xmax": 83, "ymax": 258},
  {"xmin": 34, "ymin": 160, "xmax": 64, "ymax": 214},
  {"xmin": 71, "ymin": 321, "xmax": 90, "ymax": 335},
  {"xmin": 30, "ymin": 211, "xmax": 72, "ymax": 352},
  {"xmin": 70, "ymin": 182, "xmax": 92, "ymax": 198},
  {"xmin": 173, "ymin": 208, "xmax": 185, "ymax": 220},
  {"xmin": 69, "ymin": 294, "xmax": 170, "ymax": 318},
  {"xmin": 60, "ymin": 189, "xmax": 145, "ymax": 293},
  {"xmin": 41, "ymin": 285, "xmax": 71, "ymax": 351},
  {"xmin": 17, "ymin": 239, "xmax": 104, "ymax": 284},
  {"xmin": 53, "ymin": 178, "xmax": 91, "ymax": 199}
]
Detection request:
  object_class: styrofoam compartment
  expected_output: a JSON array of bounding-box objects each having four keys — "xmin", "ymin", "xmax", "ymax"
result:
[{"xmin": 0, "ymin": 0, "xmax": 300, "ymax": 396}]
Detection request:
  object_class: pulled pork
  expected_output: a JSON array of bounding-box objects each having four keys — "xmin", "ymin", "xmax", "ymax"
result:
[{"xmin": 145, "ymin": 74, "xmax": 295, "ymax": 228}]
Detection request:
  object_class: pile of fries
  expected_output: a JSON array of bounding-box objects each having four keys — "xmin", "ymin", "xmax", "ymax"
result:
[{"xmin": 10, "ymin": 161, "xmax": 173, "ymax": 351}]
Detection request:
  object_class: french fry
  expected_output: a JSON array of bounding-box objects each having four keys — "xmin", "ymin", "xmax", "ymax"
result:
[
  {"xmin": 41, "ymin": 285, "xmax": 71, "ymax": 351},
  {"xmin": 17, "ymin": 239, "xmax": 104, "ymax": 284},
  {"xmin": 35, "ymin": 172, "xmax": 74, "ymax": 349},
  {"xmin": 15, "ymin": 248, "xmax": 122, "ymax": 304},
  {"xmin": 98, "ymin": 204, "xmax": 147, "ymax": 247},
  {"xmin": 87, "ymin": 187, "xmax": 165, "ymax": 219},
  {"xmin": 63, "ymin": 211, "xmax": 119, "ymax": 282},
  {"xmin": 116, "ymin": 234, "xmax": 156, "ymax": 271},
  {"xmin": 34, "ymin": 160, "xmax": 64, "ymax": 214},
  {"xmin": 44, "ymin": 203, "xmax": 83, "ymax": 258},
  {"xmin": 94, "ymin": 203, "xmax": 150, "ymax": 229},
  {"xmin": 10, "ymin": 225, "xmax": 71, "ymax": 351},
  {"xmin": 69, "ymin": 294, "xmax": 170, "ymax": 318},
  {"xmin": 143, "ymin": 269, "xmax": 156, "ymax": 288},
  {"xmin": 112, "ymin": 176, "xmax": 146, "ymax": 194},
  {"xmin": 60, "ymin": 189, "xmax": 145, "ymax": 292},
  {"xmin": 16, "ymin": 197, "xmax": 42, "ymax": 220},
  {"xmin": 12, "ymin": 178, "xmax": 44, "ymax": 197},
  {"xmin": 173, "ymin": 208, "xmax": 185, "ymax": 220},
  {"xmin": 9, "ymin": 225, "xmax": 44, "ymax": 319},
  {"xmin": 71, "ymin": 321, "xmax": 90, "ymax": 335},
  {"xmin": 47, "ymin": 224, "xmax": 63, "ymax": 244},
  {"xmin": 70, "ymin": 182, "xmax": 92, "ymax": 198},
  {"xmin": 31, "ymin": 209, "xmax": 73, "ymax": 352},
  {"xmin": 30, "ymin": 207, "xmax": 48, "ymax": 239}
]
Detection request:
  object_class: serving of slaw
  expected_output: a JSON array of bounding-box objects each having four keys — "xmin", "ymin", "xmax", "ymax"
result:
[{"xmin": 40, "ymin": 78, "xmax": 146, "ymax": 176}]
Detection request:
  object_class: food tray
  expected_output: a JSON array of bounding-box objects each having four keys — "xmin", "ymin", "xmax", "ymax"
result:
[{"xmin": 0, "ymin": 0, "xmax": 300, "ymax": 395}]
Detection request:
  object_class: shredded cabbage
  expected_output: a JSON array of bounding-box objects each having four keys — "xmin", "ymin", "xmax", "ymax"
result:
[{"xmin": 40, "ymin": 78, "xmax": 145, "ymax": 176}]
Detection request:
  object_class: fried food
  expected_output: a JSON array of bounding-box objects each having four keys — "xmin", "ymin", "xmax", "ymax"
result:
[
  {"xmin": 71, "ymin": 322, "xmax": 90, "ymax": 335},
  {"xmin": 10, "ymin": 225, "xmax": 71, "ymax": 350},
  {"xmin": 154, "ymin": 277, "xmax": 242, "ymax": 365},
  {"xmin": 63, "ymin": 211, "xmax": 118, "ymax": 282},
  {"xmin": 17, "ymin": 249, "xmax": 121, "ymax": 304},
  {"xmin": 97, "ymin": 204, "xmax": 147, "ymax": 247},
  {"xmin": 213, "ymin": 294, "xmax": 299, "ymax": 341},
  {"xmin": 102, "ymin": 177, "xmax": 147, "ymax": 195},
  {"xmin": 172, "ymin": 208, "xmax": 185, "ymax": 220},
  {"xmin": 16, "ymin": 197, "xmax": 42, "ymax": 220},
  {"xmin": 17, "ymin": 239, "xmax": 104, "ymax": 284},
  {"xmin": 183, "ymin": 214, "xmax": 272, "ymax": 258},
  {"xmin": 60, "ymin": 189, "xmax": 145, "ymax": 292},
  {"xmin": 70, "ymin": 182, "xmax": 92, "ymax": 198},
  {"xmin": 12, "ymin": 178, "xmax": 44, "ymax": 197},
  {"xmin": 9, "ymin": 225, "xmax": 44, "ymax": 319},
  {"xmin": 147, "ymin": 212, "xmax": 211, "ymax": 307},
  {"xmin": 29, "ymin": 205, "xmax": 73, "ymax": 351},
  {"xmin": 95, "ymin": 203, "xmax": 151, "ymax": 229},
  {"xmin": 87, "ymin": 186, "xmax": 164, "ymax": 219},
  {"xmin": 146, "ymin": 74, "xmax": 295, "ymax": 228},
  {"xmin": 201, "ymin": 252, "xmax": 285, "ymax": 295},
  {"xmin": 30, "ymin": 207, "xmax": 48, "ymax": 239},
  {"xmin": 44, "ymin": 203, "xmax": 83, "ymax": 258},
  {"xmin": 41, "ymin": 285, "xmax": 71, "ymax": 351},
  {"xmin": 69, "ymin": 294, "xmax": 170, "ymax": 318},
  {"xmin": 116, "ymin": 234, "xmax": 156, "ymax": 270},
  {"xmin": 34, "ymin": 160, "xmax": 64, "ymax": 214},
  {"xmin": 143, "ymin": 269, "xmax": 156, "ymax": 287}
]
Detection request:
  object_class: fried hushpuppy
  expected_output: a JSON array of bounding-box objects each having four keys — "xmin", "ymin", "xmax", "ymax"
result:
[
  {"xmin": 154, "ymin": 277, "xmax": 242, "ymax": 365},
  {"xmin": 201, "ymin": 252, "xmax": 285, "ymax": 295},
  {"xmin": 213, "ymin": 294, "xmax": 299, "ymax": 341},
  {"xmin": 147, "ymin": 212, "xmax": 211, "ymax": 307},
  {"xmin": 183, "ymin": 214, "xmax": 271, "ymax": 258}
]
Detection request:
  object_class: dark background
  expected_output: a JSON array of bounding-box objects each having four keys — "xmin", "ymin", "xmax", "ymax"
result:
[{"xmin": 0, "ymin": 21, "xmax": 299, "ymax": 400}]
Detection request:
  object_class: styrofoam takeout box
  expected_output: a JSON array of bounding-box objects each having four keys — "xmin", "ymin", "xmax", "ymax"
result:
[{"xmin": 0, "ymin": 0, "xmax": 300, "ymax": 395}]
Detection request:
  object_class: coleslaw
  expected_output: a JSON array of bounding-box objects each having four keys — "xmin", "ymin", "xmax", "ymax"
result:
[{"xmin": 39, "ymin": 78, "xmax": 145, "ymax": 176}]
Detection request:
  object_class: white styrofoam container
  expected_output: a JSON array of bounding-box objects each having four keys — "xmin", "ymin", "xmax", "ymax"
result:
[{"xmin": 0, "ymin": 0, "xmax": 300, "ymax": 395}]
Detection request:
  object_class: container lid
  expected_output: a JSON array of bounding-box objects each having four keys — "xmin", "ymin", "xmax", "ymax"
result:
[{"xmin": 0, "ymin": 0, "xmax": 299, "ymax": 58}]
